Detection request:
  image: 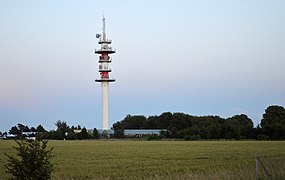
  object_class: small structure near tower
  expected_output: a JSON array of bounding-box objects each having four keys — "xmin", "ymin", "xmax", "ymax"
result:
[{"xmin": 95, "ymin": 16, "xmax": 115, "ymax": 130}]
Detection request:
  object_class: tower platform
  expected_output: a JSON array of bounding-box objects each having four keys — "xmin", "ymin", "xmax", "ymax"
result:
[
  {"xmin": 95, "ymin": 48, "xmax": 115, "ymax": 54},
  {"xmin": 98, "ymin": 39, "xmax": 112, "ymax": 44},
  {"xmin": 95, "ymin": 78, "xmax": 116, "ymax": 82}
]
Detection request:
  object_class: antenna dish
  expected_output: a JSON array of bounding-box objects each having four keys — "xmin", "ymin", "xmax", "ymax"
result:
[{"xmin": 96, "ymin": 34, "xmax": 101, "ymax": 38}]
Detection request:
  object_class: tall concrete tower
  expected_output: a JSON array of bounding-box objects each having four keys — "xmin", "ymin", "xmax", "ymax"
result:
[{"xmin": 95, "ymin": 16, "xmax": 115, "ymax": 130}]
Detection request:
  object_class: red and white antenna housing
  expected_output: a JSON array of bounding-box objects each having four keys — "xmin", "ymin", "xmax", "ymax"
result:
[{"xmin": 95, "ymin": 16, "xmax": 115, "ymax": 130}]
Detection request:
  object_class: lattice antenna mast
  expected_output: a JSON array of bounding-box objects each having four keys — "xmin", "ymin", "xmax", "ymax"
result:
[{"xmin": 102, "ymin": 15, "xmax": 106, "ymax": 41}]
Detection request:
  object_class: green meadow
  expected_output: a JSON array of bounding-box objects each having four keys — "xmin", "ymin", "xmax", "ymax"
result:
[{"xmin": 0, "ymin": 140, "xmax": 285, "ymax": 179}]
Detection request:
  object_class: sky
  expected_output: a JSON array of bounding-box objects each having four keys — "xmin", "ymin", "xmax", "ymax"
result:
[{"xmin": 0, "ymin": 0, "xmax": 284, "ymax": 132}]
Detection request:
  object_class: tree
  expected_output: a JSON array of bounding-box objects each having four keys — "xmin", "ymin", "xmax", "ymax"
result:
[
  {"xmin": 36, "ymin": 125, "xmax": 46, "ymax": 132},
  {"xmin": 225, "ymin": 114, "xmax": 254, "ymax": 140},
  {"xmin": 66, "ymin": 131, "xmax": 76, "ymax": 140},
  {"xmin": 30, "ymin": 127, "xmax": 37, "ymax": 132},
  {"xmin": 5, "ymin": 140, "xmax": 53, "ymax": 180},
  {"xmin": 22, "ymin": 126, "xmax": 30, "ymax": 132},
  {"xmin": 121, "ymin": 115, "xmax": 147, "ymax": 129},
  {"xmin": 36, "ymin": 132, "xmax": 50, "ymax": 141},
  {"xmin": 156, "ymin": 112, "xmax": 173, "ymax": 129},
  {"xmin": 171, "ymin": 113, "xmax": 190, "ymax": 130},
  {"xmin": 55, "ymin": 121, "xmax": 69, "ymax": 132},
  {"xmin": 78, "ymin": 128, "xmax": 89, "ymax": 140},
  {"xmin": 261, "ymin": 105, "xmax": 285, "ymax": 139},
  {"xmin": 175, "ymin": 116, "xmax": 224, "ymax": 139},
  {"xmin": 17, "ymin": 123, "xmax": 26, "ymax": 133},
  {"xmin": 92, "ymin": 128, "xmax": 99, "ymax": 139},
  {"xmin": 112, "ymin": 121, "xmax": 125, "ymax": 138},
  {"xmin": 9, "ymin": 126, "xmax": 20, "ymax": 136},
  {"xmin": 54, "ymin": 120, "xmax": 69, "ymax": 140}
]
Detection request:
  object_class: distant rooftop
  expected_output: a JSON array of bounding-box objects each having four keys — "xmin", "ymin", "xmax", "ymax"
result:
[{"xmin": 97, "ymin": 129, "xmax": 165, "ymax": 135}]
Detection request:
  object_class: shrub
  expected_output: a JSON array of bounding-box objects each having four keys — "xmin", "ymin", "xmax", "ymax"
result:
[
  {"xmin": 183, "ymin": 135, "xmax": 191, "ymax": 141},
  {"xmin": 257, "ymin": 134, "xmax": 270, "ymax": 140},
  {"xmin": 147, "ymin": 134, "xmax": 162, "ymax": 141},
  {"xmin": 5, "ymin": 139, "xmax": 54, "ymax": 180},
  {"xmin": 190, "ymin": 135, "xmax": 201, "ymax": 141},
  {"xmin": 184, "ymin": 134, "xmax": 201, "ymax": 141}
]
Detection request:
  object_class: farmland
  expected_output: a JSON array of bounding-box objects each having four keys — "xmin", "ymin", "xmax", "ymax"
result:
[{"xmin": 0, "ymin": 140, "xmax": 285, "ymax": 179}]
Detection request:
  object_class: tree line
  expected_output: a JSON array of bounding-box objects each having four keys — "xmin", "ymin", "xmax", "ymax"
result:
[
  {"xmin": 1, "ymin": 105, "xmax": 284, "ymax": 140},
  {"xmin": 112, "ymin": 105, "xmax": 285, "ymax": 140},
  {"xmin": 1, "ymin": 120, "xmax": 100, "ymax": 140}
]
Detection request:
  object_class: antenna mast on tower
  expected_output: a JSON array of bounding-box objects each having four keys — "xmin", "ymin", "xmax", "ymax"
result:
[{"xmin": 102, "ymin": 15, "xmax": 106, "ymax": 41}]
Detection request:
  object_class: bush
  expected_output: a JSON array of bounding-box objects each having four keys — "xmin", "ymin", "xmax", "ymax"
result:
[
  {"xmin": 5, "ymin": 139, "xmax": 54, "ymax": 180},
  {"xmin": 257, "ymin": 134, "xmax": 270, "ymax": 140},
  {"xmin": 183, "ymin": 135, "xmax": 192, "ymax": 141},
  {"xmin": 146, "ymin": 134, "xmax": 162, "ymax": 141},
  {"xmin": 191, "ymin": 135, "xmax": 201, "ymax": 140},
  {"xmin": 184, "ymin": 134, "xmax": 201, "ymax": 141}
]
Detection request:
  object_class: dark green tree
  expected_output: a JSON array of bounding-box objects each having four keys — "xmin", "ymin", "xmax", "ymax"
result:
[
  {"xmin": 176, "ymin": 116, "xmax": 224, "ymax": 139},
  {"xmin": 17, "ymin": 124, "xmax": 26, "ymax": 133},
  {"xmin": 171, "ymin": 113, "xmax": 190, "ymax": 131},
  {"xmin": 5, "ymin": 140, "xmax": 53, "ymax": 180},
  {"xmin": 36, "ymin": 132, "xmax": 50, "ymax": 141},
  {"xmin": 30, "ymin": 127, "xmax": 37, "ymax": 132},
  {"xmin": 169, "ymin": 126, "xmax": 179, "ymax": 138},
  {"xmin": 65, "ymin": 129, "xmax": 76, "ymax": 140},
  {"xmin": 92, "ymin": 128, "xmax": 99, "ymax": 139},
  {"xmin": 112, "ymin": 121, "xmax": 125, "ymax": 138},
  {"xmin": 54, "ymin": 120, "xmax": 69, "ymax": 140},
  {"xmin": 156, "ymin": 112, "xmax": 173, "ymax": 129},
  {"xmin": 225, "ymin": 114, "xmax": 254, "ymax": 139},
  {"xmin": 9, "ymin": 126, "xmax": 20, "ymax": 136},
  {"xmin": 121, "ymin": 115, "xmax": 147, "ymax": 129},
  {"xmin": 159, "ymin": 130, "xmax": 171, "ymax": 138},
  {"xmin": 78, "ymin": 128, "xmax": 89, "ymax": 140},
  {"xmin": 36, "ymin": 125, "xmax": 46, "ymax": 132},
  {"xmin": 261, "ymin": 105, "xmax": 285, "ymax": 139}
]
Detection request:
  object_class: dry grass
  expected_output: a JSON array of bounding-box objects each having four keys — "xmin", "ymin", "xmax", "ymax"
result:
[{"xmin": 0, "ymin": 140, "xmax": 284, "ymax": 179}]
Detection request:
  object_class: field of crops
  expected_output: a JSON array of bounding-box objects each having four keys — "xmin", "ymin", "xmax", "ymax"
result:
[{"xmin": 0, "ymin": 140, "xmax": 285, "ymax": 179}]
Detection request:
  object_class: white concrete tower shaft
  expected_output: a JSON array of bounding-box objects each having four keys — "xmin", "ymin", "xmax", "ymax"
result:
[
  {"xmin": 95, "ymin": 16, "xmax": 116, "ymax": 130},
  {"xmin": 102, "ymin": 81, "xmax": 109, "ymax": 130}
]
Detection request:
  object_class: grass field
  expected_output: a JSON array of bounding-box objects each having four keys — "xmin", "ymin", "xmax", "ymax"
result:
[{"xmin": 0, "ymin": 140, "xmax": 285, "ymax": 179}]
